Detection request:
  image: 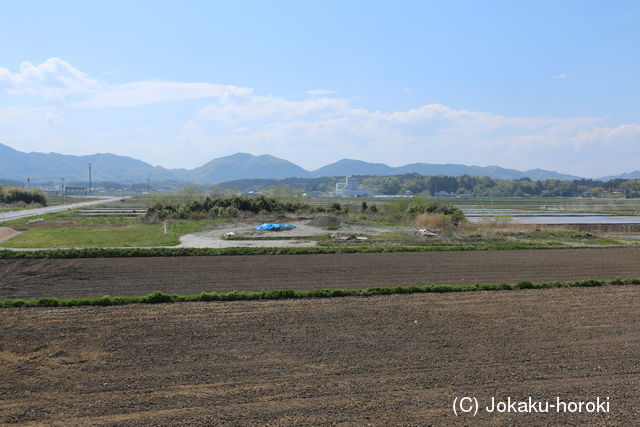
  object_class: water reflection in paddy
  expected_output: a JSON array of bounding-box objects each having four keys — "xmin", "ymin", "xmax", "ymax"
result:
[{"xmin": 462, "ymin": 208, "xmax": 640, "ymax": 224}]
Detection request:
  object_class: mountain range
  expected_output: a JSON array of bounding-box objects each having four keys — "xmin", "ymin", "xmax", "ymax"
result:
[{"xmin": 0, "ymin": 142, "xmax": 635, "ymax": 183}]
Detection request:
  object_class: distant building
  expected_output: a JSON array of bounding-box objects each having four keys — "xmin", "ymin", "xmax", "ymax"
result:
[
  {"xmin": 334, "ymin": 176, "xmax": 374, "ymax": 198},
  {"xmin": 64, "ymin": 186, "xmax": 88, "ymax": 195}
]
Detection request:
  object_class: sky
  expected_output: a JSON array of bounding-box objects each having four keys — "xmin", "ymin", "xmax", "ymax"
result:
[{"xmin": 1, "ymin": 0, "xmax": 639, "ymax": 178}]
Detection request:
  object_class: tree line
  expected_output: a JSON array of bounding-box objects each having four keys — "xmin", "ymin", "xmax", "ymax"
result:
[{"xmin": 218, "ymin": 174, "xmax": 640, "ymax": 198}]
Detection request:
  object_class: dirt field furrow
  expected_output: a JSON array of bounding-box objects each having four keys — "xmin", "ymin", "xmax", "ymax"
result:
[
  {"xmin": 2, "ymin": 286, "xmax": 640, "ymax": 424},
  {"xmin": 3, "ymin": 247, "xmax": 640, "ymax": 299}
]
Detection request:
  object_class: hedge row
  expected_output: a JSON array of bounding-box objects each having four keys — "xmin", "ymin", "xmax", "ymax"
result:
[
  {"xmin": 2, "ymin": 278, "xmax": 639, "ymax": 308},
  {"xmin": 147, "ymin": 195, "xmax": 310, "ymax": 219},
  {"xmin": 0, "ymin": 241, "xmax": 564, "ymax": 260}
]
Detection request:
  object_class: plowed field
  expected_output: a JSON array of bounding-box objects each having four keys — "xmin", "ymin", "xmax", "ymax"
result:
[
  {"xmin": 2, "ymin": 286, "xmax": 639, "ymax": 425},
  {"xmin": 3, "ymin": 248, "xmax": 640, "ymax": 299}
]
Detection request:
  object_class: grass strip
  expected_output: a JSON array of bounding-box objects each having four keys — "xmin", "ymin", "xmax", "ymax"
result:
[
  {"xmin": 0, "ymin": 241, "xmax": 578, "ymax": 260},
  {"xmin": 3, "ymin": 278, "xmax": 640, "ymax": 309}
]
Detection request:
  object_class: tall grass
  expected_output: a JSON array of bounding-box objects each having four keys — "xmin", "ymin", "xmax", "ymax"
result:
[{"xmin": 416, "ymin": 213, "xmax": 456, "ymax": 229}]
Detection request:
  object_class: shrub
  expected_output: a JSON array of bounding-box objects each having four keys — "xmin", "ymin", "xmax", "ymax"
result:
[
  {"xmin": 516, "ymin": 281, "xmax": 535, "ymax": 289},
  {"xmin": 146, "ymin": 195, "xmax": 309, "ymax": 220},
  {"xmin": 141, "ymin": 291, "xmax": 175, "ymax": 304},
  {"xmin": 387, "ymin": 199, "xmax": 465, "ymax": 224},
  {"xmin": 0, "ymin": 186, "xmax": 47, "ymax": 206}
]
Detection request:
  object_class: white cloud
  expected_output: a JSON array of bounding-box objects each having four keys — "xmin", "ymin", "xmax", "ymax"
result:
[
  {"xmin": 306, "ymin": 89, "xmax": 336, "ymax": 96},
  {"xmin": 76, "ymin": 81, "xmax": 253, "ymax": 107},
  {"xmin": 190, "ymin": 92, "xmax": 640, "ymax": 175},
  {"xmin": 45, "ymin": 111, "xmax": 63, "ymax": 125},
  {"xmin": 574, "ymin": 124, "xmax": 640, "ymax": 147},
  {"xmin": 550, "ymin": 73, "xmax": 570, "ymax": 79},
  {"xmin": 0, "ymin": 107, "xmax": 60, "ymax": 125},
  {"xmin": 197, "ymin": 95, "xmax": 354, "ymax": 123},
  {"xmin": 0, "ymin": 58, "xmax": 252, "ymax": 107},
  {"xmin": 3, "ymin": 58, "xmax": 640, "ymax": 176},
  {"xmin": 0, "ymin": 58, "xmax": 100, "ymax": 98}
]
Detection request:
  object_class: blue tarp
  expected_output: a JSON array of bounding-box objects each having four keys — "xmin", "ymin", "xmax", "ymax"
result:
[{"xmin": 256, "ymin": 223, "xmax": 297, "ymax": 231}]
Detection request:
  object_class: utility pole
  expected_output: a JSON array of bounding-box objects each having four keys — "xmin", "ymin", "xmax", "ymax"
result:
[
  {"xmin": 61, "ymin": 177, "xmax": 65, "ymax": 204},
  {"xmin": 88, "ymin": 163, "xmax": 92, "ymax": 196},
  {"xmin": 147, "ymin": 179, "xmax": 150, "ymax": 197}
]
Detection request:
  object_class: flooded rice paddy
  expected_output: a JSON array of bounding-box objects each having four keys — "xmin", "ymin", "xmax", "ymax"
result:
[{"xmin": 463, "ymin": 208, "xmax": 640, "ymax": 224}]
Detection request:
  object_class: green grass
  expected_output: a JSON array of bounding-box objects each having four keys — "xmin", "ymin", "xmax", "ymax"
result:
[
  {"xmin": 0, "ymin": 209, "xmax": 79, "ymax": 226},
  {"xmin": 0, "ymin": 242, "xmax": 602, "ymax": 260},
  {"xmin": 2, "ymin": 277, "xmax": 639, "ymax": 308},
  {"xmin": 0, "ymin": 220, "xmax": 211, "ymax": 248},
  {"xmin": 0, "ymin": 205, "xmax": 42, "ymax": 213}
]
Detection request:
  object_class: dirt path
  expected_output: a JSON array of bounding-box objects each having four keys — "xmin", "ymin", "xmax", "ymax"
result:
[
  {"xmin": 3, "ymin": 247, "xmax": 640, "ymax": 299},
  {"xmin": 2, "ymin": 286, "xmax": 639, "ymax": 424},
  {"xmin": 0, "ymin": 196, "xmax": 123, "ymax": 222},
  {"xmin": 0, "ymin": 227, "xmax": 19, "ymax": 243},
  {"xmin": 177, "ymin": 221, "xmax": 410, "ymax": 248}
]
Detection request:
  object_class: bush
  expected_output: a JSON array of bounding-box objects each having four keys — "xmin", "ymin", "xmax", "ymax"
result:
[
  {"xmin": 516, "ymin": 281, "xmax": 535, "ymax": 289},
  {"xmin": 141, "ymin": 291, "xmax": 175, "ymax": 304},
  {"xmin": 386, "ymin": 199, "xmax": 465, "ymax": 224},
  {"xmin": 0, "ymin": 186, "xmax": 47, "ymax": 206},
  {"xmin": 146, "ymin": 195, "xmax": 309, "ymax": 220}
]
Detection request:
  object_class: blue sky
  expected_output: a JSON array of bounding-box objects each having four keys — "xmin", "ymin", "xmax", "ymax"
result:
[{"xmin": 1, "ymin": 0, "xmax": 639, "ymax": 177}]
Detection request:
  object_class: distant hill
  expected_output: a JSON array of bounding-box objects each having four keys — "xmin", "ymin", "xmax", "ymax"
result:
[
  {"xmin": 312, "ymin": 158, "xmax": 580, "ymax": 181},
  {"xmin": 0, "ymin": 141, "xmax": 585, "ymax": 184},
  {"xmin": 599, "ymin": 171, "xmax": 640, "ymax": 181},
  {"xmin": 189, "ymin": 153, "xmax": 310, "ymax": 182},
  {"xmin": 0, "ymin": 178, "xmax": 23, "ymax": 187},
  {"xmin": 0, "ymin": 142, "xmax": 185, "ymax": 182},
  {"xmin": 312, "ymin": 159, "xmax": 397, "ymax": 177}
]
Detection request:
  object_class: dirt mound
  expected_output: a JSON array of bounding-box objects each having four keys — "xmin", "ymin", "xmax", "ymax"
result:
[{"xmin": 308, "ymin": 215, "xmax": 341, "ymax": 228}]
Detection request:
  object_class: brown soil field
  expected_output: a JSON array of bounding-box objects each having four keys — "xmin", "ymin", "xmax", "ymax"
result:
[
  {"xmin": 3, "ymin": 248, "xmax": 640, "ymax": 299},
  {"xmin": 2, "ymin": 286, "xmax": 639, "ymax": 425}
]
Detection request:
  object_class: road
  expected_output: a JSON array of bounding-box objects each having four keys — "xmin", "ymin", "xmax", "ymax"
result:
[
  {"xmin": 3, "ymin": 247, "xmax": 640, "ymax": 299},
  {"xmin": 0, "ymin": 196, "xmax": 123, "ymax": 222}
]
